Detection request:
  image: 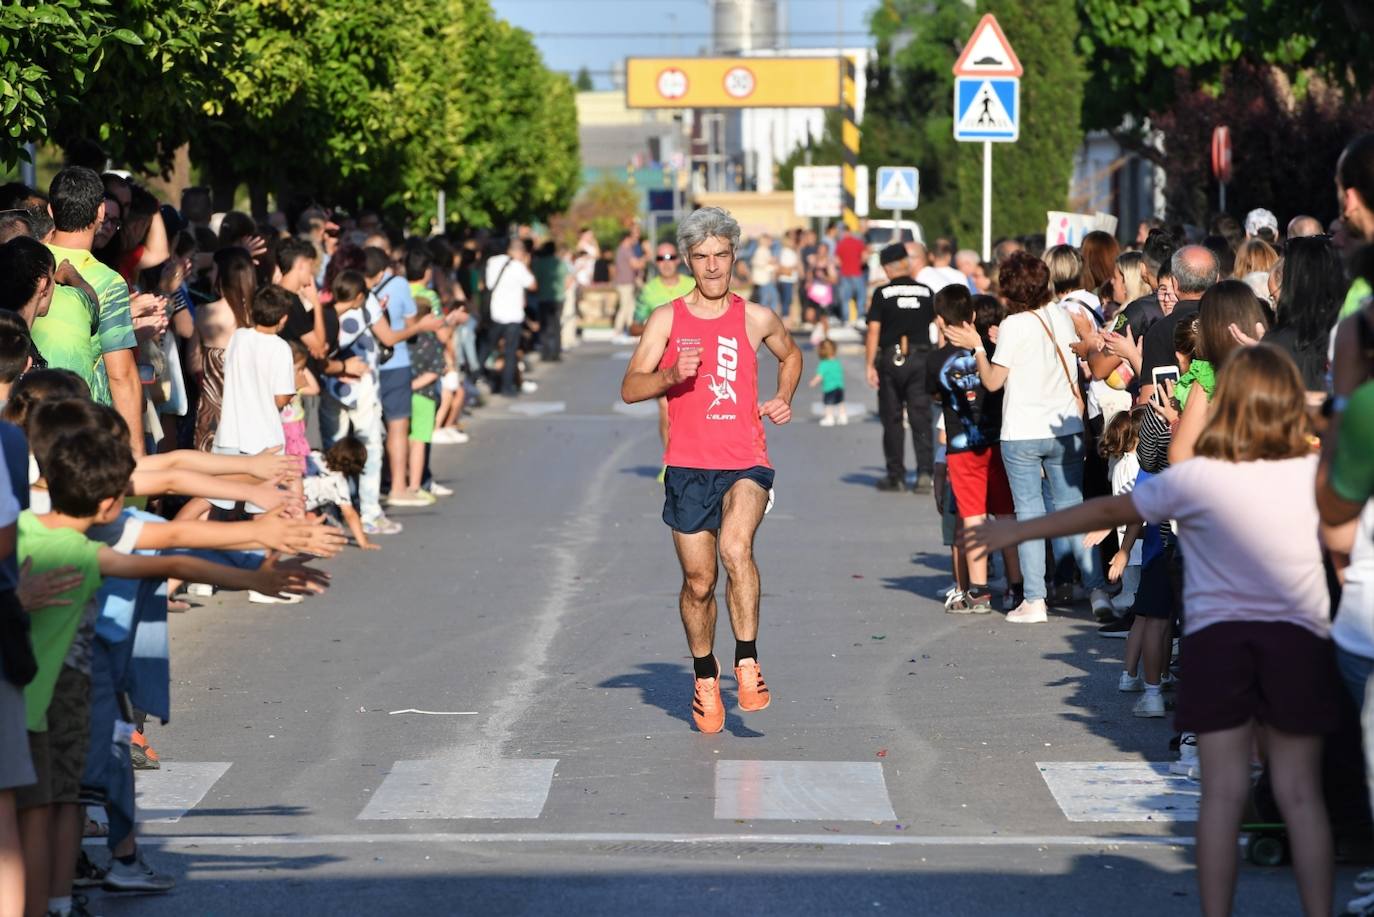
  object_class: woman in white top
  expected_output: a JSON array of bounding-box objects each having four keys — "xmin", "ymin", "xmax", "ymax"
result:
[{"xmin": 944, "ymin": 251, "xmax": 1108, "ymax": 623}]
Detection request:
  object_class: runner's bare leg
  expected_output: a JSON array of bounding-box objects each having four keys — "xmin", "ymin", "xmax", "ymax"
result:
[
  {"xmin": 719, "ymin": 479, "xmax": 769, "ymax": 643},
  {"xmin": 673, "ymin": 530, "xmax": 720, "ymax": 657}
]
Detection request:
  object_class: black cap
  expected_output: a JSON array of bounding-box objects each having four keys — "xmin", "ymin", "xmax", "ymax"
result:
[{"xmin": 879, "ymin": 242, "xmax": 908, "ymax": 266}]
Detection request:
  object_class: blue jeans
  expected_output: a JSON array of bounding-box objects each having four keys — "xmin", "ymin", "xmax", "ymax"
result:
[
  {"xmin": 756, "ymin": 281, "xmax": 780, "ymax": 312},
  {"xmin": 1000, "ymin": 433, "xmax": 1105, "ymax": 601},
  {"xmin": 837, "ymin": 274, "xmax": 866, "ymax": 323},
  {"xmin": 777, "ymin": 281, "xmax": 794, "ymax": 318}
]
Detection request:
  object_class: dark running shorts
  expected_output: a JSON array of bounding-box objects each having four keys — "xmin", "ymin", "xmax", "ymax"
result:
[
  {"xmin": 1174, "ymin": 621, "xmax": 1343, "ymax": 736},
  {"xmin": 663, "ymin": 465, "xmax": 775, "ymax": 534},
  {"xmin": 823, "ymin": 389, "xmax": 845, "ymax": 405}
]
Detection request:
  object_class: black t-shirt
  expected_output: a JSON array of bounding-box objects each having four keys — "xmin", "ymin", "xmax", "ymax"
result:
[
  {"xmin": 868, "ymin": 276, "xmax": 934, "ymax": 350},
  {"xmin": 1110, "ymin": 292, "xmax": 1163, "ymax": 341},
  {"xmin": 1140, "ymin": 299, "xmax": 1200, "ymax": 387},
  {"xmin": 280, "ymin": 292, "xmax": 313, "ymax": 342},
  {"xmin": 1266, "ymin": 326, "xmax": 1329, "ymax": 391},
  {"xmin": 925, "ymin": 342, "xmax": 1002, "ymax": 453}
]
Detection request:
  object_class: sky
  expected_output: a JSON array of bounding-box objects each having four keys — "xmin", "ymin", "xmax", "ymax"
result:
[{"xmin": 490, "ymin": 0, "xmax": 881, "ymax": 89}]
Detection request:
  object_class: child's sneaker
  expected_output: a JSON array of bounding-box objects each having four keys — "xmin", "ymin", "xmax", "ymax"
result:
[
  {"xmin": 943, "ymin": 589, "xmax": 967, "ymax": 613},
  {"xmin": 964, "ymin": 588, "xmax": 994, "ymax": 614},
  {"xmin": 363, "ymin": 515, "xmax": 403, "ymax": 536},
  {"xmin": 1133, "ymin": 692, "xmax": 1165, "ymax": 717},
  {"xmin": 1117, "ymin": 672, "xmax": 1143, "ymax": 692},
  {"xmin": 837, "ymin": 413, "xmax": 848, "ymax": 425},
  {"xmin": 1170, "ymin": 733, "xmax": 1200, "ymax": 779},
  {"xmin": 819, "ymin": 415, "xmax": 836, "ymax": 427},
  {"xmin": 103, "ymin": 848, "xmax": 174, "ymax": 893}
]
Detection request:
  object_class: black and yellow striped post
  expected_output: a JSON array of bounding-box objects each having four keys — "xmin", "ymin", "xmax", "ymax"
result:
[{"xmin": 840, "ymin": 55, "xmax": 860, "ymax": 231}]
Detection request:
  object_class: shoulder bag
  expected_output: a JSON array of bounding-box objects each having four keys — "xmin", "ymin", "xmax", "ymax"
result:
[{"xmin": 1031, "ymin": 306, "xmax": 1086, "ymax": 417}]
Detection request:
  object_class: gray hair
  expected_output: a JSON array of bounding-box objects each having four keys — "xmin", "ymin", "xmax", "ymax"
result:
[
  {"xmin": 677, "ymin": 206, "xmax": 741, "ymax": 258},
  {"xmin": 1171, "ymin": 245, "xmax": 1220, "ymax": 295}
]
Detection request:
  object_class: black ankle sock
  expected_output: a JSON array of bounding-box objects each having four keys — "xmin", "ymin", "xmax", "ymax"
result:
[
  {"xmin": 967, "ymin": 583, "xmax": 989, "ymax": 598},
  {"xmin": 116, "ymin": 852, "xmax": 137, "ymax": 866},
  {"xmin": 693, "ymin": 654, "xmax": 717, "ymax": 679},
  {"xmin": 734, "ymin": 640, "xmax": 757, "ymax": 665}
]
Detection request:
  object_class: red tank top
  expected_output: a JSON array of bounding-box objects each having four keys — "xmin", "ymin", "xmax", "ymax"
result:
[{"xmin": 659, "ymin": 294, "xmax": 771, "ymax": 470}]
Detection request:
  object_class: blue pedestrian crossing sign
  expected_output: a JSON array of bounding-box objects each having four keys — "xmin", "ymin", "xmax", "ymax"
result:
[
  {"xmin": 875, "ymin": 166, "xmax": 919, "ymax": 211},
  {"xmin": 953, "ymin": 77, "xmax": 1019, "ymax": 143}
]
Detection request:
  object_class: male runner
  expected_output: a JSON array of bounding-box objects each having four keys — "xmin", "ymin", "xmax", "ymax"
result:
[{"xmin": 621, "ymin": 207, "xmax": 802, "ymax": 734}]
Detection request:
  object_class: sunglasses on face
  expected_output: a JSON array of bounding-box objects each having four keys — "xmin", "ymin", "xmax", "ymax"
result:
[{"xmin": 657, "ymin": 254, "xmax": 678, "ymax": 262}]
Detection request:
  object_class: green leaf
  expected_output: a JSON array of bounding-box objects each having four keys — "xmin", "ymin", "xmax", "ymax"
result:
[{"xmin": 107, "ymin": 28, "xmax": 144, "ymax": 45}]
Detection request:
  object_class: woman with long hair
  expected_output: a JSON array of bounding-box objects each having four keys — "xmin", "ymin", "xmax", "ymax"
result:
[
  {"xmin": 193, "ymin": 247, "xmax": 256, "ymax": 452},
  {"xmin": 1167, "ymin": 279, "xmax": 1271, "ymax": 464},
  {"xmin": 1268, "ymin": 234, "xmax": 1344, "ymax": 391},
  {"xmin": 966, "ymin": 345, "xmax": 1340, "ymax": 917},
  {"xmin": 1080, "ymin": 230, "xmax": 1121, "ymax": 307}
]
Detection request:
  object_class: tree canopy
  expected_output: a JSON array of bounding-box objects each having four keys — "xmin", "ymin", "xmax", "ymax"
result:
[{"xmin": 0, "ymin": 0, "xmax": 580, "ymax": 229}]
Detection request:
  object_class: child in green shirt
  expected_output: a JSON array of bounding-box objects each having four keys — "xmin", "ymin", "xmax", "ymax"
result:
[{"xmin": 808, "ymin": 339, "xmax": 847, "ymax": 427}]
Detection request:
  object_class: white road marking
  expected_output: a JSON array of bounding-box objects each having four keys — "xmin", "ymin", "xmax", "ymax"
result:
[
  {"xmin": 359, "ymin": 757, "xmax": 558, "ymax": 820},
  {"xmin": 613, "ymin": 400, "xmax": 660, "ymax": 416},
  {"xmin": 118, "ymin": 830, "xmax": 1193, "ymax": 849},
  {"xmin": 121, "ymin": 762, "xmax": 232, "ymax": 823},
  {"xmin": 714, "ymin": 761, "xmax": 897, "ymax": 822},
  {"xmin": 809, "ymin": 402, "xmax": 870, "ymax": 419},
  {"xmin": 507, "ymin": 401, "xmax": 566, "ymax": 416},
  {"xmin": 1038, "ymin": 761, "xmax": 1201, "ymax": 823}
]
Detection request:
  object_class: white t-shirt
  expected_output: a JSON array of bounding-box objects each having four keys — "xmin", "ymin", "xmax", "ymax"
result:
[
  {"xmin": 991, "ymin": 304, "xmax": 1085, "ymax": 441},
  {"xmin": 917, "ymin": 265, "xmax": 967, "ymax": 294},
  {"xmin": 777, "ymin": 247, "xmax": 800, "ymax": 282},
  {"xmin": 214, "ymin": 328, "xmax": 295, "ymax": 454},
  {"xmin": 486, "ymin": 255, "xmax": 535, "ymax": 325},
  {"xmin": 751, "ymin": 249, "xmax": 777, "ymax": 285},
  {"xmin": 1333, "ymin": 501, "xmax": 1374, "ymax": 660},
  {"xmin": 303, "ymin": 451, "xmax": 353, "ymax": 512},
  {"xmin": 1108, "ymin": 452, "xmax": 1142, "ymax": 565},
  {"xmin": 1131, "ymin": 454, "xmax": 1329, "ymax": 637}
]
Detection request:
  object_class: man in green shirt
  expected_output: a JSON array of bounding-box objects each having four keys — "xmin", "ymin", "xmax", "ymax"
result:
[
  {"xmin": 630, "ymin": 241, "xmax": 695, "ymax": 336},
  {"xmin": 34, "ymin": 167, "xmax": 143, "ymax": 454}
]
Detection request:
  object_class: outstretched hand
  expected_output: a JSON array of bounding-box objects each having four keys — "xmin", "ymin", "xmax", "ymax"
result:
[{"xmin": 960, "ymin": 517, "xmax": 1021, "ymax": 557}]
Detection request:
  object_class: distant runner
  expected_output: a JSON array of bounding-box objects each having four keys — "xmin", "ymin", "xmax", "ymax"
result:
[
  {"xmin": 621, "ymin": 207, "xmax": 802, "ymax": 734},
  {"xmin": 630, "ymin": 241, "xmax": 696, "ymax": 481}
]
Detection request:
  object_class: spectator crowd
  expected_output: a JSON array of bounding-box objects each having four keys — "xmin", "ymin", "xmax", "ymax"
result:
[{"xmin": 0, "ymin": 161, "xmax": 585, "ymax": 917}]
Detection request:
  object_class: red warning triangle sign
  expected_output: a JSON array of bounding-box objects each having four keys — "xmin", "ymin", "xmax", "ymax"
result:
[{"xmin": 952, "ymin": 13, "xmax": 1022, "ymax": 78}]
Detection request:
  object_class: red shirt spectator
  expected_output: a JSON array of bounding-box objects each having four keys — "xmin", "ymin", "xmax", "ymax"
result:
[{"xmin": 835, "ymin": 233, "xmax": 866, "ymax": 277}]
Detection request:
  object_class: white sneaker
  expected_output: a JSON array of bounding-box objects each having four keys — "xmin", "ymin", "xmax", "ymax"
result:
[
  {"xmin": 1346, "ymin": 889, "xmax": 1374, "ymax": 916},
  {"xmin": 102, "ymin": 848, "xmax": 175, "ymax": 892},
  {"xmin": 248, "ymin": 590, "xmax": 304, "ymax": 605},
  {"xmin": 1006, "ymin": 598, "xmax": 1048, "ymax": 623},
  {"xmin": 429, "ymin": 482, "xmax": 454, "ymax": 497},
  {"xmin": 1133, "ymin": 692, "xmax": 1166, "ymax": 717},
  {"xmin": 943, "ymin": 589, "xmax": 966, "ymax": 611},
  {"xmin": 434, "ymin": 428, "xmax": 470, "ymax": 444},
  {"xmin": 1356, "ymin": 868, "xmax": 1374, "ymax": 894},
  {"xmin": 520, "ymin": 380, "xmax": 539, "ymax": 394},
  {"xmin": 837, "ymin": 413, "xmax": 849, "ymax": 425},
  {"xmin": 1090, "ymin": 588, "xmax": 1114, "ymax": 621},
  {"xmin": 1118, "ymin": 672, "xmax": 1143, "ymax": 692},
  {"xmin": 186, "ymin": 582, "xmax": 214, "ymax": 597},
  {"xmin": 1170, "ymin": 733, "xmax": 1200, "ymax": 778},
  {"xmin": 819, "ymin": 416, "xmax": 836, "ymax": 427}
]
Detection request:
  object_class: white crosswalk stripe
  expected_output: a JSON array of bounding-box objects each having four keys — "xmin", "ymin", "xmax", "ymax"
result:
[
  {"xmin": 1038, "ymin": 761, "xmax": 1200, "ymax": 823},
  {"xmin": 714, "ymin": 760, "xmax": 897, "ymax": 821},
  {"xmin": 358, "ymin": 756, "xmax": 558, "ymax": 820}
]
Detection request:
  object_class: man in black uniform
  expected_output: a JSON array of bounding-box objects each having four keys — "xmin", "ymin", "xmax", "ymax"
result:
[{"xmin": 865, "ymin": 243, "xmax": 936, "ymax": 493}]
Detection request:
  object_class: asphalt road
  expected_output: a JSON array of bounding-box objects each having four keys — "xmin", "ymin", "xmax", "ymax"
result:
[{"xmin": 90, "ymin": 336, "xmax": 1359, "ymax": 916}]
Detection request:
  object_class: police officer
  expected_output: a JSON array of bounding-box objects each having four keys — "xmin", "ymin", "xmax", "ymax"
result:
[{"xmin": 865, "ymin": 243, "xmax": 935, "ymax": 493}]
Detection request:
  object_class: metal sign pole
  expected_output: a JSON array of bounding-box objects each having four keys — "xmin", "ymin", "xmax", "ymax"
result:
[
  {"xmin": 982, "ymin": 141, "xmax": 992, "ymax": 262},
  {"xmin": 892, "ymin": 209, "xmax": 900, "ymax": 243}
]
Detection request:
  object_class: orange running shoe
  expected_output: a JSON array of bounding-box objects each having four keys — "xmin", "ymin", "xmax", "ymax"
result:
[
  {"xmin": 734, "ymin": 658, "xmax": 771, "ymax": 712},
  {"xmin": 130, "ymin": 730, "xmax": 161, "ymax": 770},
  {"xmin": 691, "ymin": 658, "xmax": 725, "ymax": 734}
]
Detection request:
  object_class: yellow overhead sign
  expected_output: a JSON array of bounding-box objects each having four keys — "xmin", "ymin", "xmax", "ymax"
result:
[{"xmin": 625, "ymin": 57, "xmax": 841, "ymax": 109}]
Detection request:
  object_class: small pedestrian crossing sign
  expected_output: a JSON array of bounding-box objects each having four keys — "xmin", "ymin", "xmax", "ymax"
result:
[
  {"xmin": 953, "ymin": 77, "xmax": 1019, "ymax": 142},
  {"xmin": 875, "ymin": 166, "xmax": 919, "ymax": 211}
]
